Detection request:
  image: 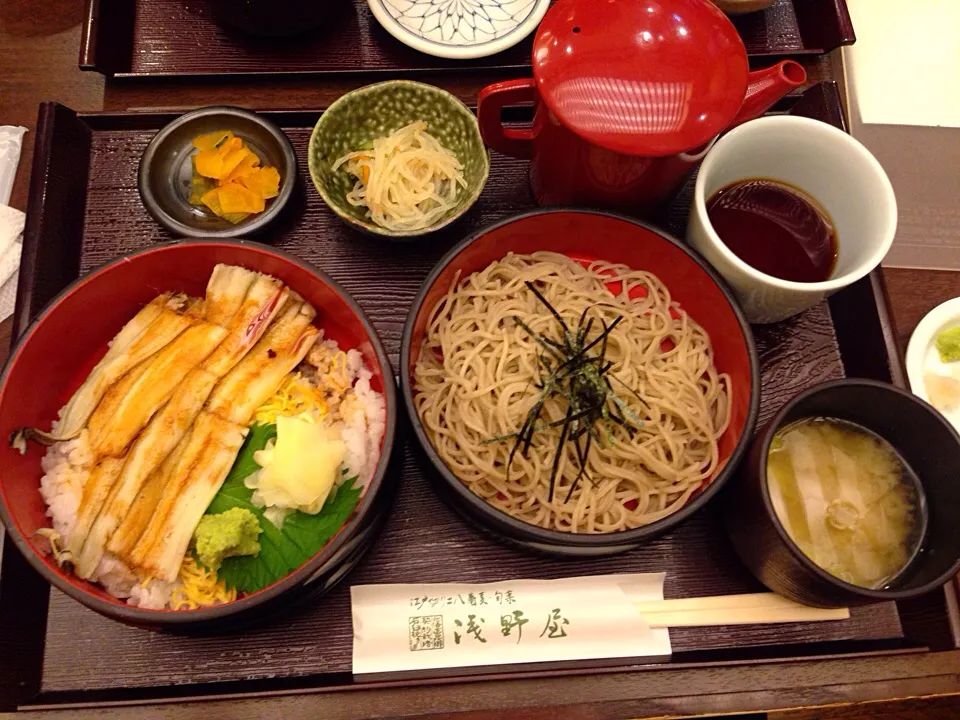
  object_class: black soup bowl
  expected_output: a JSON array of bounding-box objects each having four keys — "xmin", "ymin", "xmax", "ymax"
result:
[
  {"xmin": 400, "ymin": 209, "xmax": 760, "ymax": 557},
  {"xmin": 725, "ymin": 378, "xmax": 960, "ymax": 608}
]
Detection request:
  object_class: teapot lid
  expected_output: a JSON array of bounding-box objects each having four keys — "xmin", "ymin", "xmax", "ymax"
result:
[{"xmin": 533, "ymin": 0, "xmax": 749, "ymax": 157}]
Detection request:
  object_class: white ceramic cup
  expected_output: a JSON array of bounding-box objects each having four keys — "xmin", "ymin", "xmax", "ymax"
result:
[{"xmin": 687, "ymin": 115, "xmax": 897, "ymax": 324}]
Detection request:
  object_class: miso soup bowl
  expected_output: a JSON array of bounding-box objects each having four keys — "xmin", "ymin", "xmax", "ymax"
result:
[{"xmin": 725, "ymin": 379, "xmax": 960, "ymax": 608}]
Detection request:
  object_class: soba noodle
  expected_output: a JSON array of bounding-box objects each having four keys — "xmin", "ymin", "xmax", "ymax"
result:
[{"xmin": 412, "ymin": 252, "xmax": 732, "ymax": 533}]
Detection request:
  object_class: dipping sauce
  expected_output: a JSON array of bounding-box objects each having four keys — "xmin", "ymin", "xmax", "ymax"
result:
[
  {"xmin": 707, "ymin": 179, "xmax": 838, "ymax": 283},
  {"xmin": 766, "ymin": 417, "xmax": 925, "ymax": 590}
]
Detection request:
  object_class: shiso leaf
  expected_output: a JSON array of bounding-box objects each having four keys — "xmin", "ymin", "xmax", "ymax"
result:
[{"xmin": 204, "ymin": 422, "xmax": 362, "ymax": 594}]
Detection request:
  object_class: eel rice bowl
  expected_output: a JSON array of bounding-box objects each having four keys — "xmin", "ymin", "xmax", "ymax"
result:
[{"xmin": 18, "ymin": 263, "xmax": 386, "ymax": 611}]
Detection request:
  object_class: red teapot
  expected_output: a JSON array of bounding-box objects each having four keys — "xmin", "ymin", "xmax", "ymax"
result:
[{"xmin": 477, "ymin": 0, "xmax": 806, "ymax": 212}]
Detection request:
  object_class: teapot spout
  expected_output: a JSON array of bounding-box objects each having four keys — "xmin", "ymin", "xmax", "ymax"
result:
[{"xmin": 731, "ymin": 60, "xmax": 807, "ymax": 128}]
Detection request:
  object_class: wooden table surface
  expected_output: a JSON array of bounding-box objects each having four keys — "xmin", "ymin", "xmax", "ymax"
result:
[{"xmin": 2, "ymin": 1, "xmax": 959, "ymax": 718}]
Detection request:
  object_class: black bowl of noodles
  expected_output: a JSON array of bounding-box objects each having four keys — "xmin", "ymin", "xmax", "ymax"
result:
[{"xmin": 400, "ymin": 209, "xmax": 760, "ymax": 556}]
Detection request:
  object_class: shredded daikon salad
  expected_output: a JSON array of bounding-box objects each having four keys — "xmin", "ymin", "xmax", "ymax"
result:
[{"xmin": 332, "ymin": 121, "xmax": 467, "ymax": 232}]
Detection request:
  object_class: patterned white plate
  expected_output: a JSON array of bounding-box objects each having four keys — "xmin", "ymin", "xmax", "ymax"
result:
[{"xmin": 368, "ymin": 0, "xmax": 552, "ymax": 60}]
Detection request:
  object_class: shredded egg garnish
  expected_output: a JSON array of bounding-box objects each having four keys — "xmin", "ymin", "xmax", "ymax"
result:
[
  {"xmin": 171, "ymin": 555, "xmax": 236, "ymax": 611},
  {"xmin": 254, "ymin": 372, "xmax": 328, "ymax": 425}
]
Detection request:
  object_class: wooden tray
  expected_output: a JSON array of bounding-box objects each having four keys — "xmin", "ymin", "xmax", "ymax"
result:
[
  {"xmin": 79, "ymin": 0, "xmax": 856, "ymax": 78},
  {"xmin": 1, "ymin": 83, "xmax": 956, "ymax": 716}
]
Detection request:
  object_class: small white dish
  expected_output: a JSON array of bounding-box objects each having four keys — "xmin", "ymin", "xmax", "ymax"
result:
[
  {"xmin": 367, "ymin": 0, "xmax": 551, "ymax": 60},
  {"xmin": 906, "ymin": 296, "xmax": 960, "ymax": 432}
]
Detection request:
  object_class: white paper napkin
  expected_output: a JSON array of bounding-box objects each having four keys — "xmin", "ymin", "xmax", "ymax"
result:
[
  {"xmin": 0, "ymin": 204, "xmax": 24, "ymax": 322},
  {"xmin": 0, "ymin": 126, "xmax": 27, "ymax": 323},
  {"xmin": 0, "ymin": 126, "xmax": 26, "ymax": 205}
]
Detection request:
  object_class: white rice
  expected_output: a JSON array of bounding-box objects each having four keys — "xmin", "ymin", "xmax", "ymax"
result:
[
  {"xmin": 302, "ymin": 343, "xmax": 387, "ymax": 486},
  {"xmin": 39, "ymin": 439, "xmax": 174, "ymax": 609},
  {"xmin": 39, "ymin": 431, "xmax": 91, "ymax": 540},
  {"xmin": 340, "ymin": 350, "xmax": 387, "ymax": 489},
  {"xmin": 38, "ymin": 351, "xmax": 386, "ymax": 610}
]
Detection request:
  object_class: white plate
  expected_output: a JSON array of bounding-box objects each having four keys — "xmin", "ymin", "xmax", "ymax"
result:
[
  {"xmin": 367, "ymin": 0, "xmax": 552, "ymax": 60},
  {"xmin": 905, "ymin": 296, "xmax": 960, "ymax": 432}
]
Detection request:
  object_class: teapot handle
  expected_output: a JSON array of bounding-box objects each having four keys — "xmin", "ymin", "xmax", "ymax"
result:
[{"xmin": 477, "ymin": 78, "xmax": 537, "ymax": 160}]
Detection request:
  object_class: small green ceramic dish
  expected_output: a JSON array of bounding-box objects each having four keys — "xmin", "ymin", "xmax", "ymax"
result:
[{"xmin": 308, "ymin": 80, "xmax": 490, "ymax": 239}]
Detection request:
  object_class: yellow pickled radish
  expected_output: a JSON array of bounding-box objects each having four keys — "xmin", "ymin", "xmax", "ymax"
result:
[
  {"xmin": 220, "ymin": 147, "xmax": 254, "ymax": 180},
  {"xmin": 239, "ymin": 167, "xmax": 281, "ymax": 199},
  {"xmin": 224, "ymin": 152, "xmax": 260, "ymax": 183},
  {"xmin": 218, "ymin": 184, "xmax": 265, "ymax": 214},
  {"xmin": 190, "ymin": 130, "xmax": 281, "ymax": 222},
  {"xmin": 192, "ymin": 130, "xmax": 235, "ymax": 152},
  {"xmin": 194, "ymin": 150, "xmax": 225, "ymax": 179}
]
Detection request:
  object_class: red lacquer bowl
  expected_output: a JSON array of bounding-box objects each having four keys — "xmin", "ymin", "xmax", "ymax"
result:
[
  {"xmin": 0, "ymin": 241, "xmax": 397, "ymax": 631},
  {"xmin": 401, "ymin": 209, "xmax": 759, "ymax": 556}
]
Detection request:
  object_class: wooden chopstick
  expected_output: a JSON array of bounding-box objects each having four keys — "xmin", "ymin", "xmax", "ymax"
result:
[{"xmin": 633, "ymin": 593, "xmax": 850, "ymax": 628}]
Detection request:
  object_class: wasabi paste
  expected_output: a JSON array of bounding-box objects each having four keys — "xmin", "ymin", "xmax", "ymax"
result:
[
  {"xmin": 193, "ymin": 507, "xmax": 262, "ymax": 571},
  {"xmin": 936, "ymin": 326, "xmax": 960, "ymax": 363}
]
